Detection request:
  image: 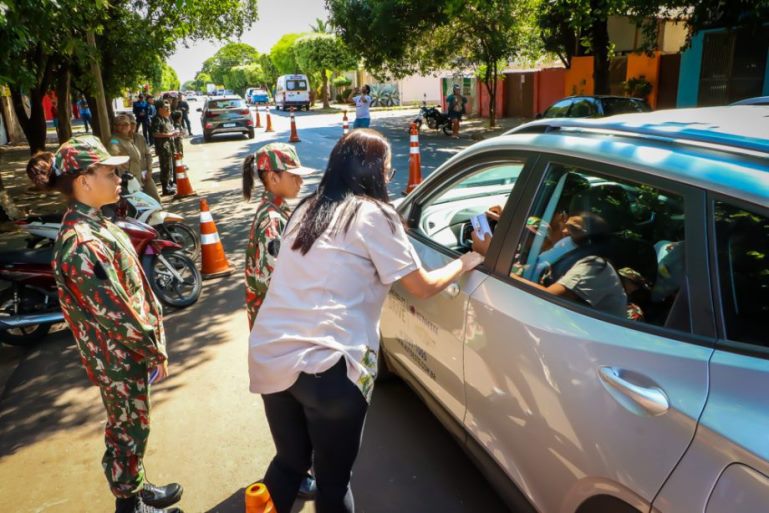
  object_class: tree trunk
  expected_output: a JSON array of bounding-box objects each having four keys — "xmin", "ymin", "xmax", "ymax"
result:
[
  {"xmin": 10, "ymin": 86, "xmax": 47, "ymax": 154},
  {"xmin": 485, "ymin": 61, "xmax": 498, "ymax": 128},
  {"xmin": 322, "ymin": 72, "xmax": 330, "ymax": 109},
  {"xmin": 86, "ymin": 95, "xmax": 104, "ymax": 140},
  {"xmin": 590, "ymin": 0, "xmax": 611, "ymax": 95},
  {"xmin": 55, "ymin": 66, "xmax": 73, "ymax": 143}
]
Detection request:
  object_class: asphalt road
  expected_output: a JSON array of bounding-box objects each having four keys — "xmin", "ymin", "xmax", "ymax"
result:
[{"xmin": 0, "ymin": 108, "xmax": 512, "ymax": 513}]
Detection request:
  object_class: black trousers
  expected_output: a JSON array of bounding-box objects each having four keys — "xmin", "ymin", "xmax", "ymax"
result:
[
  {"xmin": 182, "ymin": 113, "xmax": 192, "ymax": 135},
  {"xmin": 262, "ymin": 358, "xmax": 368, "ymax": 513}
]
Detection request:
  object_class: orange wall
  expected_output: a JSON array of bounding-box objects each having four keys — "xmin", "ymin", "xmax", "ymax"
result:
[
  {"xmin": 537, "ymin": 68, "xmax": 567, "ymax": 114},
  {"xmin": 564, "ymin": 56, "xmax": 594, "ymax": 96},
  {"xmin": 477, "ymin": 79, "xmax": 505, "ymax": 118},
  {"xmin": 626, "ymin": 51, "xmax": 661, "ymax": 108}
]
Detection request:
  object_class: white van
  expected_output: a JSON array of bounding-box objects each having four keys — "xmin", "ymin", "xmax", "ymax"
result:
[{"xmin": 275, "ymin": 74, "xmax": 311, "ymax": 111}]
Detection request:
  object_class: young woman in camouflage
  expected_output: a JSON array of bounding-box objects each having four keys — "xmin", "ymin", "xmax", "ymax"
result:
[
  {"xmin": 242, "ymin": 143, "xmax": 313, "ymax": 330},
  {"xmin": 28, "ymin": 135, "xmax": 184, "ymax": 513}
]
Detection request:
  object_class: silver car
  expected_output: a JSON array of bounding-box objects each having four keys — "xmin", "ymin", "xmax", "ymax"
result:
[
  {"xmin": 199, "ymin": 95, "xmax": 255, "ymax": 142},
  {"xmin": 380, "ymin": 106, "xmax": 769, "ymax": 513}
]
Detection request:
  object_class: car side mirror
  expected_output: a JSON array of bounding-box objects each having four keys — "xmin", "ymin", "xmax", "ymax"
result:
[{"xmin": 196, "ymin": 108, "xmax": 202, "ymax": 112}]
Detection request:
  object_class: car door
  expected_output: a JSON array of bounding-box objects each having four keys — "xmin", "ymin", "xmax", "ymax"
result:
[
  {"xmin": 462, "ymin": 155, "xmax": 714, "ymax": 513},
  {"xmin": 380, "ymin": 151, "xmax": 534, "ymax": 423},
  {"xmin": 652, "ymin": 196, "xmax": 769, "ymax": 513}
]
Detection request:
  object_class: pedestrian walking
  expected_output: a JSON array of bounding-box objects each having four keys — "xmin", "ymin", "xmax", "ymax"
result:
[
  {"xmin": 179, "ymin": 95, "xmax": 192, "ymax": 136},
  {"xmin": 248, "ymin": 129, "xmax": 483, "ymax": 513},
  {"xmin": 27, "ymin": 134, "xmax": 184, "ymax": 513},
  {"xmin": 347, "ymin": 85, "xmax": 371, "ymax": 128},
  {"xmin": 127, "ymin": 114, "xmax": 161, "ymax": 202},
  {"xmin": 133, "ymin": 94, "xmax": 150, "ymax": 144},
  {"xmin": 78, "ymin": 97, "xmax": 93, "ymax": 133},
  {"xmin": 150, "ymin": 101, "xmax": 178, "ymax": 196},
  {"xmin": 446, "ymin": 84, "xmax": 467, "ymax": 138}
]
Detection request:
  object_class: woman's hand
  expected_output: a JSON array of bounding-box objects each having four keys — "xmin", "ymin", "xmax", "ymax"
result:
[
  {"xmin": 151, "ymin": 361, "xmax": 169, "ymax": 383},
  {"xmin": 471, "ymin": 230, "xmax": 492, "ymax": 256},
  {"xmin": 486, "ymin": 205, "xmax": 503, "ymax": 222},
  {"xmin": 460, "ymin": 251, "xmax": 484, "ymax": 271}
]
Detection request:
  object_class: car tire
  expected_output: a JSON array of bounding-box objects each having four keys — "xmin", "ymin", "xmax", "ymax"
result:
[
  {"xmin": 247, "ymin": 128, "xmax": 255, "ymax": 139},
  {"xmin": 203, "ymin": 131, "xmax": 212, "ymax": 142}
]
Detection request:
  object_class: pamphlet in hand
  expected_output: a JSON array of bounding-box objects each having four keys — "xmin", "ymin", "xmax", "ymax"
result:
[{"xmin": 470, "ymin": 213, "xmax": 492, "ymax": 240}]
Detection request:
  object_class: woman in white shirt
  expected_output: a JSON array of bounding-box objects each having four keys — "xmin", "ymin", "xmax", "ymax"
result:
[{"xmin": 249, "ymin": 129, "xmax": 483, "ymax": 513}]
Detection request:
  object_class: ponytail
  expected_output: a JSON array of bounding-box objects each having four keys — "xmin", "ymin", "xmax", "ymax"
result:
[{"xmin": 242, "ymin": 154, "xmax": 256, "ymax": 201}]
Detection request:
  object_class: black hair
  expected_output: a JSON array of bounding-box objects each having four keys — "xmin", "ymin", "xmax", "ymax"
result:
[
  {"xmin": 291, "ymin": 129, "xmax": 394, "ymax": 255},
  {"xmin": 242, "ymin": 153, "xmax": 283, "ymax": 201},
  {"xmin": 362, "ymin": 84, "xmax": 371, "ymax": 94},
  {"xmin": 26, "ymin": 151, "xmax": 93, "ymax": 197}
]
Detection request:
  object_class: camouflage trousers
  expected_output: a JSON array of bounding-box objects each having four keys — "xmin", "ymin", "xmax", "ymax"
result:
[
  {"xmin": 156, "ymin": 143, "xmax": 175, "ymax": 192},
  {"xmin": 95, "ymin": 369, "xmax": 151, "ymax": 498}
]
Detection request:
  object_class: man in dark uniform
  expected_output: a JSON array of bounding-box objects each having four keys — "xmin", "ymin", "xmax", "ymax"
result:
[
  {"xmin": 150, "ymin": 101, "xmax": 178, "ymax": 196},
  {"xmin": 132, "ymin": 94, "xmax": 150, "ymax": 144}
]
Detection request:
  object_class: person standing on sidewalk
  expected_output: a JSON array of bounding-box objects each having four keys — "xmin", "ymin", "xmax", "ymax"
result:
[
  {"xmin": 179, "ymin": 95, "xmax": 192, "ymax": 136},
  {"xmin": 348, "ymin": 85, "xmax": 371, "ymax": 128},
  {"xmin": 150, "ymin": 101, "xmax": 178, "ymax": 196},
  {"xmin": 78, "ymin": 97, "xmax": 93, "ymax": 133},
  {"xmin": 127, "ymin": 113, "xmax": 161, "ymax": 203},
  {"xmin": 27, "ymin": 135, "xmax": 184, "ymax": 513},
  {"xmin": 133, "ymin": 94, "xmax": 150, "ymax": 144},
  {"xmin": 108, "ymin": 114, "xmax": 160, "ymax": 202},
  {"xmin": 248, "ymin": 129, "xmax": 484, "ymax": 513},
  {"xmin": 146, "ymin": 95, "xmax": 157, "ymax": 146},
  {"xmin": 446, "ymin": 84, "xmax": 467, "ymax": 138}
]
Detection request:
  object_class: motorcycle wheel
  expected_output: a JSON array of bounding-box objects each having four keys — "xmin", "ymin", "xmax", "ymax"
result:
[
  {"xmin": 442, "ymin": 123, "xmax": 453, "ymax": 136},
  {"xmin": 0, "ymin": 288, "xmax": 52, "ymax": 346},
  {"xmin": 142, "ymin": 250, "xmax": 202, "ymax": 308},
  {"xmin": 159, "ymin": 222, "xmax": 200, "ymax": 261}
]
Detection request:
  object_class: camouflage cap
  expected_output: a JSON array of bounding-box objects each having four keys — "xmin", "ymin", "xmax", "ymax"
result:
[
  {"xmin": 53, "ymin": 135, "xmax": 129, "ymax": 177},
  {"xmin": 255, "ymin": 143, "xmax": 314, "ymax": 176}
]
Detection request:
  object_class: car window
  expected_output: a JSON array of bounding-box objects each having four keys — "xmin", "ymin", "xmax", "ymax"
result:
[
  {"xmin": 415, "ymin": 162, "xmax": 524, "ymax": 251},
  {"xmin": 568, "ymin": 98, "xmax": 596, "ymax": 117},
  {"xmin": 543, "ymin": 99, "xmax": 573, "ymax": 118},
  {"xmin": 510, "ymin": 162, "xmax": 689, "ymax": 329},
  {"xmin": 286, "ymin": 80, "xmax": 307, "ymax": 91},
  {"xmin": 714, "ymin": 201, "xmax": 769, "ymax": 347},
  {"xmin": 208, "ymin": 99, "xmax": 246, "ymax": 109},
  {"xmin": 601, "ymin": 98, "xmax": 651, "ymax": 116}
]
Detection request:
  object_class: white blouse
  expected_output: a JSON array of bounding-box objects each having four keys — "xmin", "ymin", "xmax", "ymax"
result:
[{"xmin": 248, "ymin": 199, "xmax": 421, "ymax": 402}]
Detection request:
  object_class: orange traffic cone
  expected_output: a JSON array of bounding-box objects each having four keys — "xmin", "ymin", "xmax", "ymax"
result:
[
  {"xmin": 405, "ymin": 122, "xmax": 422, "ymax": 194},
  {"xmin": 289, "ymin": 107, "xmax": 301, "ymax": 143},
  {"xmin": 264, "ymin": 105, "xmax": 274, "ymax": 133},
  {"xmin": 173, "ymin": 153, "xmax": 196, "ymax": 199},
  {"xmin": 254, "ymin": 106, "xmax": 262, "ymax": 129},
  {"xmin": 199, "ymin": 198, "xmax": 232, "ymax": 279},
  {"xmin": 245, "ymin": 482, "xmax": 275, "ymax": 513},
  {"xmin": 342, "ymin": 110, "xmax": 349, "ymax": 137}
]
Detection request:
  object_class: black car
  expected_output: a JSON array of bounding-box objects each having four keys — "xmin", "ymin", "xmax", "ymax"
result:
[
  {"xmin": 540, "ymin": 95, "xmax": 651, "ymax": 119},
  {"xmin": 198, "ymin": 95, "xmax": 254, "ymax": 142}
]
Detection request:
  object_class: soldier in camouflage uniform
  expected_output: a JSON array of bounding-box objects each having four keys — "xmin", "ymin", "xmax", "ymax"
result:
[
  {"xmin": 242, "ymin": 143, "xmax": 313, "ymax": 329},
  {"xmin": 47, "ymin": 136, "xmax": 184, "ymax": 513},
  {"xmin": 150, "ymin": 101, "xmax": 178, "ymax": 196}
]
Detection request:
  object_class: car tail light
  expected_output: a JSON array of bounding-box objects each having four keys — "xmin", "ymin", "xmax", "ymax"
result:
[
  {"xmin": 246, "ymin": 119, "xmax": 254, "ymax": 126},
  {"xmin": 205, "ymin": 122, "xmax": 213, "ymax": 129},
  {"xmin": 239, "ymin": 108, "xmax": 250, "ymax": 115}
]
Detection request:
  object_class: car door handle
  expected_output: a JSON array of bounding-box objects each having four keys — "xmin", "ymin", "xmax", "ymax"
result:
[
  {"xmin": 443, "ymin": 282, "xmax": 460, "ymax": 298},
  {"xmin": 598, "ymin": 366, "xmax": 669, "ymax": 416}
]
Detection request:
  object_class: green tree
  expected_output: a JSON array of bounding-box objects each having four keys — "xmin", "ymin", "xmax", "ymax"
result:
[
  {"xmin": 152, "ymin": 62, "xmax": 181, "ymax": 92},
  {"xmin": 293, "ymin": 33, "xmax": 357, "ymax": 108},
  {"xmin": 259, "ymin": 54, "xmax": 279, "ymax": 92},
  {"xmin": 309, "ymin": 18, "xmax": 334, "ymax": 33},
  {"xmin": 224, "ymin": 63, "xmax": 265, "ymax": 95},
  {"xmin": 193, "ymin": 72, "xmax": 214, "ymax": 91},
  {"xmin": 270, "ymin": 33, "xmax": 303, "ymax": 75},
  {"xmin": 201, "ymin": 42, "xmax": 260, "ymax": 85}
]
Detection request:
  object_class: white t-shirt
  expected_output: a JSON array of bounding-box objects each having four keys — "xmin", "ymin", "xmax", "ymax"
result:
[
  {"xmin": 353, "ymin": 95, "xmax": 371, "ymax": 119},
  {"xmin": 248, "ymin": 199, "xmax": 421, "ymax": 402}
]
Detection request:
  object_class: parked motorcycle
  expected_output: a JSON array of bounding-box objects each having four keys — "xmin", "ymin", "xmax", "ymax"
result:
[
  {"xmin": 16, "ymin": 173, "xmax": 200, "ymax": 260},
  {"xmin": 0, "ymin": 218, "xmax": 202, "ymax": 346},
  {"xmin": 412, "ymin": 104, "xmax": 453, "ymax": 135}
]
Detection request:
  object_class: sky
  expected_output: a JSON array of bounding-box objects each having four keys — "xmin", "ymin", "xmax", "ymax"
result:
[{"xmin": 168, "ymin": 0, "xmax": 329, "ymax": 85}]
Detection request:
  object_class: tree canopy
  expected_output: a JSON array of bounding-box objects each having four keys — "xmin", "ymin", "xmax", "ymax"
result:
[
  {"xmin": 270, "ymin": 33, "xmax": 303, "ymax": 75},
  {"xmin": 201, "ymin": 42, "xmax": 261, "ymax": 85},
  {"xmin": 294, "ymin": 33, "xmax": 357, "ymax": 107}
]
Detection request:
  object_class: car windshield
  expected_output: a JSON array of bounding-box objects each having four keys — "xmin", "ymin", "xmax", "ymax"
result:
[
  {"xmin": 286, "ymin": 80, "xmax": 307, "ymax": 91},
  {"xmin": 602, "ymin": 98, "xmax": 650, "ymax": 116},
  {"xmin": 208, "ymin": 99, "xmax": 245, "ymax": 109},
  {"xmin": 431, "ymin": 164, "xmax": 522, "ymax": 205}
]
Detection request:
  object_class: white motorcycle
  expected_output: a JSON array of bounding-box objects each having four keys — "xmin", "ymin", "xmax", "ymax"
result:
[{"xmin": 16, "ymin": 174, "xmax": 200, "ymax": 260}]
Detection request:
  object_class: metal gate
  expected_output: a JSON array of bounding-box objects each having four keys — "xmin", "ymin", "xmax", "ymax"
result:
[
  {"xmin": 504, "ymin": 72, "xmax": 535, "ymax": 118},
  {"xmin": 657, "ymin": 53, "xmax": 681, "ymax": 109},
  {"xmin": 699, "ymin": 28, "xmax": 768, "ymax": 105}
]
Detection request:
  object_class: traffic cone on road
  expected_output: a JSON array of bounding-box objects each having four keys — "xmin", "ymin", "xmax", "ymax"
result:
[
  {"xmin": 264, "ymin": 105, "xmax": 274, "ymax": 133},
  {"xmin": 245, "ymin": 482, "xmax": 275, "ymax": 513},
  {"xmin": 342, "ymin": 110, "xmax": 349, "ymax": 137},
  {"xmin": 289, "ymin": 107, "xmax": 301, "ymax": 143},
  {"xmin": 254, "ymin": 106, "xmax": 262, "ymax": 129},
  {"xmin": 199, "ymin": 198, "xmax": 232, "ymax": 280},
  {"xmin": 173, "ymin": 153, "xmax": 197, "ymax": 199},
  {"xmin": 405, "ymin": 122, "xmax": 422, "ymax": 194}
]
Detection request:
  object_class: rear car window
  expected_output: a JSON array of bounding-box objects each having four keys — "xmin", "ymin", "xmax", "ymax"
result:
[
  {"xmin": 601, "ymin": 98, "xmax": 650, "ymax": 116},
  {"xmin": 208, "ymin": 99, "xmax": 246, "ymax": 109},
  {"xmin": 543, "ymin": 99, "xmax": 573, "ymax": 118},
  {"xmin": 286, "ymin": 80, "xmax": 308, "ymax": 91},
  {"xmin": 714, "ymin": 201, "xmax": 769, "ymax": 347}
]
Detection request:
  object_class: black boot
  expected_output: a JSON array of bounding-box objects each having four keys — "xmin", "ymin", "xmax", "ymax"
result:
[
  {"xmin": 116, "ymin": 496, "xmax": 138, "ymax": 513},
  {"xmin": 140, "ymin": 481, "xmax": 183, "ymax": 508}
]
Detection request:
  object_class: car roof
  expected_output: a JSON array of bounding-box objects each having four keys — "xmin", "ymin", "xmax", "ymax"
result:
[
  {"xmin": 457, "ymin": 106, "xmax": 769, "ymax": 208},
  {"xmin": 731, "ymin": 96, "xmax": 769, "ymax": 106},
  {"xmin": 554, "ymin": 95, "xmax": 646, "ymax": 102},
  {"xmin": 207, "ymin": 95, "xmax": 242, "ymax": 101}
]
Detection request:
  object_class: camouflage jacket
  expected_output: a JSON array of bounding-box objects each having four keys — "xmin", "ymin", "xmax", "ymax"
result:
[
  {"xmin": 150, "ymin": 114, "xmax": 175, "ymax": 152},
  {"xmin": 53, "ymin": 202, "xmax": 167, "ymax": 385},
  {"xmin": 245, "ymin": 191, "xmax": 290, "ymax": 329}
]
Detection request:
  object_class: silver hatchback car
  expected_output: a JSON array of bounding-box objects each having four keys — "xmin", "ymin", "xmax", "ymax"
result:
[{"xmin": 380, "ymin": 106, "xmax": 769, "ymax": 513}]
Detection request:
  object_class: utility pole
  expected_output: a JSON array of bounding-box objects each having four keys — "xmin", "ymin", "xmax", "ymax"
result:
[{"xmin": 86, "ymin": 31, "xmax": 111, "ymax": 147}]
